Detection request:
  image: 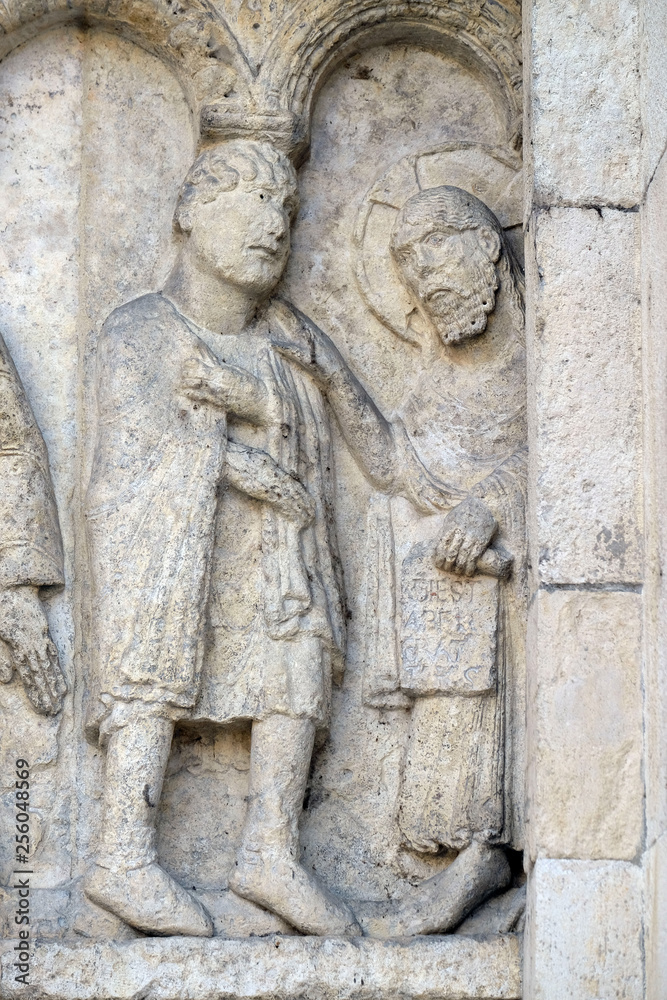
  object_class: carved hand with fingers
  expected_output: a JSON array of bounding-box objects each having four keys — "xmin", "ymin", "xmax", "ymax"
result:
[
  {"xmin": 181, "ymin": 354, "xmax": 270, "ymax": 426},
  {"xmin": 0, "ymin": 585, "xmax": 67, "ymax": 715},
  {"xmin": 435, "ymin": 495, "xmax": 498, "ymax": 577}
]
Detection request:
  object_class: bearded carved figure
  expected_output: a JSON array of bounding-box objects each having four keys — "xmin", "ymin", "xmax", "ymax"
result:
[
  {"xmin": 386, "ymin": 186, "xmax": 526, "ymax": 932},
  {"xmin": 391, "ymin": 187, "xmax": 516, "ymax": 344},
  {"xmin": 275, "ymin": 184, "xmax": 526, "ymax": 933},
  {"xmin": 376, "ymin": 185, "xmax": 527, "ymax": 933}
]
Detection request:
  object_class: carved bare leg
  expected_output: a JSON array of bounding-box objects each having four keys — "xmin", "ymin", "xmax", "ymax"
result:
[
  {"xmin": 229, "ymin": 714, "xmax": 361, "ymax": 937},
  {"xmin": 375, "ymin": 842, "xmax": 511, "ymax": 937},
  {"xmin": 85, "ymin": 715, "xmax": 213, "ymax": 937}
]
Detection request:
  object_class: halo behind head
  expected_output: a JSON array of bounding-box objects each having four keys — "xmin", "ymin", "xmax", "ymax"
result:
[{"xmin": 354, "ymin": 144, "xmax": 523, "ymax": 344}]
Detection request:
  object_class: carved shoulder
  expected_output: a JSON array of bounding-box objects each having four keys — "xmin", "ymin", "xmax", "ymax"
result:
[{"xmin": 95, "ymin": 294, "xmax": 184, "ymax": 417}]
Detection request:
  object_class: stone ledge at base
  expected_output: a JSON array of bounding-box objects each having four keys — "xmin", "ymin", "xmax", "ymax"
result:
[{"xmin": 0, "ymin": 934, "xmax": 522, "ymax": 1000}]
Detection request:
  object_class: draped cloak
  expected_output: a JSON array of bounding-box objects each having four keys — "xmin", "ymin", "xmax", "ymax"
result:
[
  {"xmin": 0, "ymin": 331, "xmax": 63, "ymax": 591},
  {"xmin": 84, "ymin": 295, "xmax": 344, "ymax": 740},
  {"xmin": 363, "ymin": 325, "xmax": 527, "ymax": 852},
  {"xmin": 190, "ymin": 317, "xmax": 346, "ymax": 729}
]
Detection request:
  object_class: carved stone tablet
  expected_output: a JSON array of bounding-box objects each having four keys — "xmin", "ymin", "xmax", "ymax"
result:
[{"xmin": 400, "ymin": 546, "xmax": 498, "ymax": 698}]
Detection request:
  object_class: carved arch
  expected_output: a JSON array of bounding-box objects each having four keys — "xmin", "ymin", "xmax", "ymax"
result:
[
  {"xmin": 0, "ymin": 0, "xmax": 522, "ymax": 162},
  {"xmin": 255, "ymin": 0, "xmax": 522, "ymax": 159},
  {"xmin": 0, "ymin": 0, "xmax": 254, "ymax": 109}
]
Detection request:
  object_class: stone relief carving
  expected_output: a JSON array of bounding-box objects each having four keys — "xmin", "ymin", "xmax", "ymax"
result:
[
  {"xmin": 358, "ymin": 152, "xmax": 526, "ymax": 933},
  {"xmin": 81, "ymin": 133, "xmax": 526, "ymax": 943},
  {"xmin": 0, "ymin": 332, "xmax": 66, "ymax": 716},
  {"xmin": 0, "ymin": 1, "xmax": 529, "ymax": 992},
  {"xmin": 0, "ymin": 0, "xmax": 522, "ymax": 162},
  {"xmin": 273, "ymin": 171, "xmax": 526, "ymax": 937},
  {"xmin": 83, "ymin": 140, "xmax": 360, "ymax": 938},
  {"xmin": 385, "ymin": 183, "xmax": 526, "ymax": 934}
]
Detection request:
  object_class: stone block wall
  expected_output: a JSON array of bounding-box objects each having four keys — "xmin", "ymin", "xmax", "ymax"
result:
[
  {"xmin": 641, "ymin": 0, "xmax": 667, "ymax": 994},
  {"xmin": 525, "ymin": 0, "xmax": 667, "ymax": 994}
]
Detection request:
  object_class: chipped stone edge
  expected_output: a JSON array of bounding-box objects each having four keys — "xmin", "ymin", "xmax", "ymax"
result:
[{"xmin": 0, "ymin": 934, "xmax": 522, "ymax": 1000}]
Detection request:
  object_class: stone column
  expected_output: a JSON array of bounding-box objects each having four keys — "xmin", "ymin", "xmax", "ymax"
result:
[
  {"xmin": 641, "ymin": 0, "xmax": 667, "ymax": 996},
  {"xmin": 524, "ymin": 1, "xmax": 646, "ymax": 996}
]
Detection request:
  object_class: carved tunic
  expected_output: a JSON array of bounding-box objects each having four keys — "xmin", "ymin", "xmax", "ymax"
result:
[
  {"xmin": 85, "ymin": 297, "xmax": 344, "ymax": 739},
  {"xmin": 365, "ymin": 321, "xmax": 527, "ymax": 852},
  {"xmin": 398, "ymin": 349, "xmax": 527, "ymax": 852},
  {"xmin": 0, "ymin": 331, "xmax": 64, "ymax": 589},
  {"xmin": 191, "ymin": 316, "xmax": 345, "ymax": 729}
]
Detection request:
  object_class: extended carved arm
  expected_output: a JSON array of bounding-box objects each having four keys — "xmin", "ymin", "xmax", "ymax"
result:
[
  {"xmin": 225, "ymin": 442, "xmax": 315, "ymax": 526},
  {"xmin": 268, "ymin": 300, "xmax": 463, "ymax": 513},
  {"xmin": 268, "ymin": 300, "xmax": 527, "ymax": 578},
  {"xmin": 268, "ymin": 299, "xmax": 398, "ymax": 490}
]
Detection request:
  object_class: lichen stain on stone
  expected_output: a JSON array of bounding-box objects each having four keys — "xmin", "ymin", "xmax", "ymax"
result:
[{"xmin": 594, "ymin": 521, "xmax": 630, "ymax": 566}]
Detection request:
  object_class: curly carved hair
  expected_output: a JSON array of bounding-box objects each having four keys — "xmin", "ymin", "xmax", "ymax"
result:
[
  {"xmin": 391, "ymin": 185, "xmax": 525, "ymax": 317},
  {"xmin": 174, "ymin": 140, "xmax": 299, "ymax": 233}
]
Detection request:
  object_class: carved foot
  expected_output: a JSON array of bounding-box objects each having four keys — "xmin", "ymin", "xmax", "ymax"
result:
[
  {"xmin": 85, "ymin": 862, "xmax": 213, "ymax": 937},
  {"xmin": 229, "ymin": 847, "xmax": 362, "ymax": 937},
  {"xmin": 365, "ymin": 843, "xmax": 511, "ymax": 937}
]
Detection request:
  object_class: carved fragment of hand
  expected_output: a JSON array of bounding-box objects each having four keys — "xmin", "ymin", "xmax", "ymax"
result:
[
  {"xmin": 269, "ymin": 472, "xmax": 316, "ymax": 527},
  {"xmin": 268, "ymin": 298, "xmax": 341, "ymax": 387},
  {"xmin": 181, "ymin": 356, "xmax": 269, "ymax": 425},
  {"xmin": 0, "ymin": 586, "xmax": 66, "ymax": 715},
  {"xmin": 435, "ymin": 496, "xmax": 498, "ymax": 577},
  {"xmin": 0, "ymin": 639, "xmax": 13, "ymax": 684}
]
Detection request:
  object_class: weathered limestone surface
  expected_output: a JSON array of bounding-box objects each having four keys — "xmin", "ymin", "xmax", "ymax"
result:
[
  {"xmin": 526, "ymin": 859, "xmax": 643, "ymax": 1000},
  {"xmin": 0, "ymin": 0, "xmax": 659, "ymax": 995},
  {"xmin": 525, "ymin": 1, "xmax": 652, "ymax": 997},
  {"xmin": 641, "ymin": 2, "xmax": 667, "ymax": 983},
  {"xmin": 527, "ymin": 588, "xmax": 643, "ymax": 862},
  {"xmin": 645, "ymin": 833, "xmax": 667, "ymax": 1000},
  {"xmin": 0, "ymin": 24, "xmax": 197, "ymax": 928},
  {"xmin": 528, "ymin": 206, "xmax": 642, "ymax": 585},
  {"xmin": 640, "ymin": 0, "xmax": 667, "ymax": 191},
  {"xmin": 642, "ymin": 148, "xmax": 667, "ymax": 848},
  {"xmin": 0, "ymin": 936, "xmax": 522, "ymax": 1000},
  {"xmin": 0, "ymin": 29, "xmax": 81, "ymax": 890},
  {"xmin": 528, "ymin": 0, "xmax": 641, "ymax": 207},
  {"xmin": 0, "ymin": 3, "xmax": 532, "ymax": 995}
]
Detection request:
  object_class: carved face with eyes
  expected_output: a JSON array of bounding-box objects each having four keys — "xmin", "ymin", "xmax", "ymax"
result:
[
  {"xmin": 188, "ymin": 181, "xmax": 296, "ymax": 296},
  {"xmin": 175, "ymin": 140, "xmax": 299, "ymax": 299},
  {"xmin": 391, "ymin": 187, "xmax": 503, "ymax": 346}
]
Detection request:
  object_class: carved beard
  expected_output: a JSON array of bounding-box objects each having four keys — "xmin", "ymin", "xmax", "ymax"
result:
[{"xmin": 423, "ymin": 258, "xmax": 499, "ymax": 345}]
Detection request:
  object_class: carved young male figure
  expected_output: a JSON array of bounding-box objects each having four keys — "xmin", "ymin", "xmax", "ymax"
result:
[
  {"xmin": 272, "ymin": 186, "xmax": 527, "ymax": 934},
  {"xmin": 84, "ymin": 141, "xmax": 359, "ymax": 938}
]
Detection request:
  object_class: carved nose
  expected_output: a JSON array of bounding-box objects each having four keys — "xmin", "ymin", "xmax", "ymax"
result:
[
  {"xmin": 266, "ymin": 209, "xmax": 288, "ymax": 240},
  {"xmin": 414, "ymin": 250, "xmax": 432, "ymax": 275}
]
